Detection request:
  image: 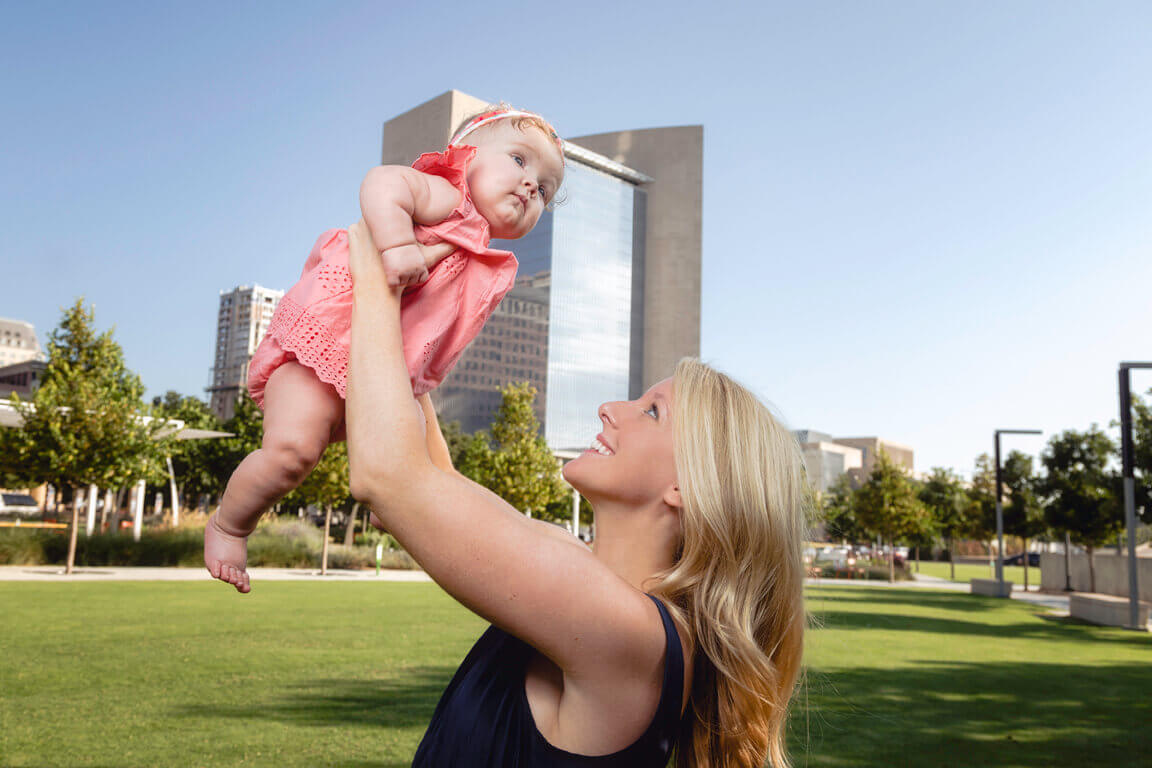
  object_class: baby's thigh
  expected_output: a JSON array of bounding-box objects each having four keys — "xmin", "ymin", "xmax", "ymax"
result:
[{"xmin": 261, "ymin": 362, "xmax": 345, "ymax": 451}]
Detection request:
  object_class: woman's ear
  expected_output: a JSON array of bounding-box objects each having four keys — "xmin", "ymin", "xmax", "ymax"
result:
[{"xmin": 663, "ymin": 484, "xmax": 682, "ymax": 510}]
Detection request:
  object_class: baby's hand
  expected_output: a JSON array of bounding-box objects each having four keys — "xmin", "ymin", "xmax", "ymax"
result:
[{"xmin": 380, "ymin": 244, "xmax": 429, "ymax": 288}]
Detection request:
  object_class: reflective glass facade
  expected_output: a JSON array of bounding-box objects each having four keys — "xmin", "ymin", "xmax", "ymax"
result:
[{"xmin": 432, "ymin": 159, "xmax": 641, "ymax": 451}]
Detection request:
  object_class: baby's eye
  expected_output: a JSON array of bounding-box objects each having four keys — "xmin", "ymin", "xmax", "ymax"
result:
[
  {"xmin": 512, "ymin": 154, "xmax": 524, "ymax": 167},
  {"xmin": 537, "ymin": 184, "xmax": 548, "ymax": 200}
]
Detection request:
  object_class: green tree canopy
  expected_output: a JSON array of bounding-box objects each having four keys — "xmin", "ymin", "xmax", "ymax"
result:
[
  {"xmin": 854, "ymin": 450, "xmax": 932, "ymax": 580},
  {"xmin": 466, "ymin": 382, "xmax": 568, "ymax": 521},
  {"xmin": 821, "ymin": 474, "xmax": 866, "ymax": 544},
  {"xmin": 1039, "ymin": 427, "xmax": 1120, "ymax": 551},
  {"xmin": 0, "ymin": 299, "xmax": 167, "ymax": 571},
  {"xmin": 1002, "ymin": 450, "xmax": 1045, "ymax": 542}
]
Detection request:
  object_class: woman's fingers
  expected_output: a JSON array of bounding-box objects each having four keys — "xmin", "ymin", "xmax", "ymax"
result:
[{"xmin": 346, "ymin": 220, "xmax": 382, "ymax": 284}]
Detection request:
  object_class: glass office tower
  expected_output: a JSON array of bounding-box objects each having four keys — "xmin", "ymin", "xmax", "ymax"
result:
[{"xmin": 433, "ymin": 158, "xmax": 646, "ymax": 451}]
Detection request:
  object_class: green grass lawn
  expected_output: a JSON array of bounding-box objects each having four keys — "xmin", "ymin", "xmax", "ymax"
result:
[
  {"xmin": 1, "ymin": 581, "xmax": 1148, "ymax": 767},
  {"xmin": 912, "ymin": 559, "xmax": 1039, "ymax": 586}
]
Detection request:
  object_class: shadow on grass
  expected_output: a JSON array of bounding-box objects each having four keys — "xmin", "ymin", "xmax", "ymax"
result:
[
  {"xmin": 176, "ymin": 665, "xmax": 456, "ymax": 731},
  {"xmin": 794, "ymin": 660, "xmax": 1152, "ymax": 767}
]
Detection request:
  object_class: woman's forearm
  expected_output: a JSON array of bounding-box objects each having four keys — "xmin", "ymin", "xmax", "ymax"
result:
[{"xmin": 346, "ymin": 220, "xmax": 433, "ymax": 503}]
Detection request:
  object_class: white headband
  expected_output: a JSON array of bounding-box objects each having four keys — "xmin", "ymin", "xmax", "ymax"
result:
[{"xmin": 449, "ymin": 109, "xmax": 562, "ymax": 149}]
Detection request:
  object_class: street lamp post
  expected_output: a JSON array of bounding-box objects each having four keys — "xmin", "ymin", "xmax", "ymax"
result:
[
  {"xmin": 1119, "ymin": 362, "xmax": 1151, "ymax": 630},
  {"xmin": 994, "ymin": 429, "xmax": 1042, "ymax": 596}
]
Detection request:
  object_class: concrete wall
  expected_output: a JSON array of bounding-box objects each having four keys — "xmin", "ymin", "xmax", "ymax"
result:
[{"xmin": 1040, "ymin": 551, "xmax": 1152, "ymax": 598}]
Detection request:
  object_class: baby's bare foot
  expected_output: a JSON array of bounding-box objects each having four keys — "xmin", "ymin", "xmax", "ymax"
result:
[{"xmin": 204, "ymin": 513, "xmax": 251, "ymax": 594}]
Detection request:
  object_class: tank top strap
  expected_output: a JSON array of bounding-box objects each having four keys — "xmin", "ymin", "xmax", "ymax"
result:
[{"xmin": 645, "ymin": 593, "xmax": 685, "ymax": 730}]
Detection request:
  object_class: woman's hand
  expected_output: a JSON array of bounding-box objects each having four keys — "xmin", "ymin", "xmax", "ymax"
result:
[{"xmin": 346, "ymin": 219, "xmax": 393, "ymax": 294}]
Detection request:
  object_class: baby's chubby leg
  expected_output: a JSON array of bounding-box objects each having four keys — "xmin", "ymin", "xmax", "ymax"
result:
[{"xmin": 206, "ymin": 362, "xmax": 344, "ymax": 593}]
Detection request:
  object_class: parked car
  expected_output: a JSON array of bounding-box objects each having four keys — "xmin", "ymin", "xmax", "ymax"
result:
[
  {"xmin": 1003, "ymin": 552, "xmax": 1041, "ymax": 567},
  {"xmin": 0, "ymin": 492, "xmax": 41, "ymax": 519}
]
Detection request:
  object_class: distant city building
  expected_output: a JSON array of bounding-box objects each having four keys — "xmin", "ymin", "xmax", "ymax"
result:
[
  {"xmin": 796, "ymin": 435, "xmax": 864, "ymax": 493},
  {"xmin": 0, "ymin": 318, "xmax": 44, "ymax": 367},
  {"xmin": 206, "ymin": 284, "xmax": 283, "ymax": 420},
  {"xmin": 381, "ymin": 91, "xmax": 703, "ymax": 449},
  {"xmin": 794, "ymin": 431, "xmax": 914, "ymax": 491},
  {"xmin": 0, "ymin": 359, "xmax": 47, "ymax": 400},
  {"xmin": 833, "ymin": 437, "xmax": 915, "ymax": 484}
]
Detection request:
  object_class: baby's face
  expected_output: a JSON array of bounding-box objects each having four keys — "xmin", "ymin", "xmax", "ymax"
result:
[{"xmin": 464, "ymin": 121, "xmax": 564, "ymax": 240}]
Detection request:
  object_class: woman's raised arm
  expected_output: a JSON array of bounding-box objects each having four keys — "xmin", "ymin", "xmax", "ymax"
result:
[{"xmin": 343, "ymin": 221, "xmax": 662, "ymax": 684}]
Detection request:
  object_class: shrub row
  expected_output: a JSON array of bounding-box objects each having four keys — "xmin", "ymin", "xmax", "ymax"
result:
[{"xmin": 0, "ymin": 520, "xmax": 418, "ymax": 570}]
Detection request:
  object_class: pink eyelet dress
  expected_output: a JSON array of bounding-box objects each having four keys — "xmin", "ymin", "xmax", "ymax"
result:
[{"xmin": 247, "ymin": 145, "xmax": 518, "ymax": 406}]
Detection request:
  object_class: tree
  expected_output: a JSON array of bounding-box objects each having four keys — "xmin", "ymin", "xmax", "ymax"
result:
[
  {"xmin": 466, "ymin": 382, "xmax": 568, "ymax": 522},
  {"xmin": 854, "ymin": 450, "xmax": 931, "ymax": 582},
  {"xmin": 965, "ymin": 453, "xmax": 999, "ymax": 572},
  {"xmin": 1001, "ymin": 450, "xmax": 1045, "ymax": 590},
  {"xmin": 821, "ymin": 474, "xmax": 866, "ymax": 545},
  {"xmin": 0, "ymin": 300, "xmax": 167, "ymax": 572},
  {"xmin": 919, "ymin": 467, "xmax": 968, "ymax": 581},
  {"xmin": 1038, "ymin": 427, "xmax": 1119, "ymax": 593},
  {"xmin": 150, "ymin": 391, "xmax": 222, "ymax": 521},
  {"xmin": 288, "ymin": 441, "xmax": 351, "ymax": 575},
  {"xmin": 201, "ymin": 393, "xmax": 264, "ymax": 509}
]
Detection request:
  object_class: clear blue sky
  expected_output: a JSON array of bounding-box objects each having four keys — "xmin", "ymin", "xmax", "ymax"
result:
[{"xmin": 3, "ymin": 1, "xmax": 1150, "ymax": 476}]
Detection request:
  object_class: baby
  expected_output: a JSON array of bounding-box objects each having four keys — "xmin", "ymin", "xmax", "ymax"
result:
[{"xmin": 206, "ymin": 105, "xmax": 565, "ymax": 592}]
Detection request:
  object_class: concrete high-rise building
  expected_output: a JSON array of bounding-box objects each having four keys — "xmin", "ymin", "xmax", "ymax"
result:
[
  {"xmin": 380, "ymin": 91, "xmax": 703, "ymax": 450},
  {"xmin": 0, "ymin": 318, "xmax": 43, "ymax": 367},
  {"xmin": 206, "ymin": 284, "xmax": 283, "ymax": 420}
]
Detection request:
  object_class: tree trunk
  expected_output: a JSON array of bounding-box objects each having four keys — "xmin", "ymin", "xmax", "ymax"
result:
[
  {"xmin": 888, "ymin": 538, "xmax": 895, "ymax": 583},
  {"xmin": 1086, "ymin": 545, "xmax": 1096, "ymax": 593},
  {"xmin": 343, "ymin": 502, "xmax": 360, "ymax": 547},
  {"xmin": 320, "ymin": 505, "xmax": 332, "ymax": 575},
  {"xmin": 65, "ymin": 490, "xmax": 80, "ymax": 575},
  {"xmin": 949, "ymin": 537, "xmax": 956, "ymax": 581},
  {"xmin": 914, "ymin": 546, "xmax": 920, "ymax": 573}
]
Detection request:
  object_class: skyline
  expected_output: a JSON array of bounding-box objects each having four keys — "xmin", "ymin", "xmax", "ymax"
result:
[{"xmin": 3, "ymin": 1, "xmax": 1151, "ymax": 477}]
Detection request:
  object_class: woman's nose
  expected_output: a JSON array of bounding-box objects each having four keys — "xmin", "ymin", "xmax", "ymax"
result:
[{"xmin": 599, "ymin": 402, "xmax": 619, "ymax": 426}]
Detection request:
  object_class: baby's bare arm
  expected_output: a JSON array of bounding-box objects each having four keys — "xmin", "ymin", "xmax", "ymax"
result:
[{"xmin": 359, "ymin": 167, "xmax": 462, "ymax": 286}]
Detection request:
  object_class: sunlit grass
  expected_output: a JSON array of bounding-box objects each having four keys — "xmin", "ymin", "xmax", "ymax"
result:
[{"xmin": 1, "ymin": 581, "xmax": 1147, "ymax": 767}]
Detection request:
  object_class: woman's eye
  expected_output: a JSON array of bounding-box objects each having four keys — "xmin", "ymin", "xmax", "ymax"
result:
[{"xmin": 645, "ymin": 403, "xmax": 658, "ymax": 419}]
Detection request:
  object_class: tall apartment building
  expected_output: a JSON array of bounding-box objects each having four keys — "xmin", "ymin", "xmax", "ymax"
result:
[
  {"xmin": 0, "ymin": 318, "xmax": 43, "ymax": 367},
  {"xmin": 206, "ymin": 284, "xmax": 283, "ymax": 420},
  {"xmin": 380, "ymin": 91, "xmax": 703, "ymax": 450}
]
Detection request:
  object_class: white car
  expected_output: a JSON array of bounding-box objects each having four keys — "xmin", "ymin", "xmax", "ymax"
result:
[{"xmin": 0, "ymin": 492, "xmax": 40, "ymax": 519}]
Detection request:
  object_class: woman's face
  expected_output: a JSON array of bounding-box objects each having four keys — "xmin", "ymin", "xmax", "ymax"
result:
[{"xmin": 563, "ymin": 378, "xmax": 680, "ymax": 508}]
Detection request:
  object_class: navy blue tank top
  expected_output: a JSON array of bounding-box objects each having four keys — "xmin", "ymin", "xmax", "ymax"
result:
[{"xmin": 411, "ymin": 594, "xmax": 684, "ymax": 767}]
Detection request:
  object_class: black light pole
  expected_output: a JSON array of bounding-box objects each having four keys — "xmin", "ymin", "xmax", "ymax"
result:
[
  {"xmin": 1119, "ymin": 362, "xmax": 1151, "ymax": 630},
  {"xmin": 995, "ymin": 429, "xmax": 1042, "ymax": 595}
]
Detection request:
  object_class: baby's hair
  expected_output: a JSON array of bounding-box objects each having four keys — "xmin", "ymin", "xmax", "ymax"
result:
[{"xmin": 451, "ymin": 103, "xmax": 567, "ymax": 208}]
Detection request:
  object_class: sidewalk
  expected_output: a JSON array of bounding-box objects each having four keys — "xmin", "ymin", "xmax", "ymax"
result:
[{"xmin": 0, "ymin": 565, "xmax": 431, "ymax": 583}]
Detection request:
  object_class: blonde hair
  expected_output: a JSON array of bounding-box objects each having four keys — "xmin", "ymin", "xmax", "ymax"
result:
[{"xmin": 650, "ymin": 358, "xmax": 809, "ymax": 768}]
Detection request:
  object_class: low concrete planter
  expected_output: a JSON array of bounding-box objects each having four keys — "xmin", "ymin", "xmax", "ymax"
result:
[
  {"xmin": 971, "ymin": 578, "xmax": 1012, "ymax": 597},
  {"xmin": 1069, "ymin": 593, "xmax": 1151, "ymax": 631}
]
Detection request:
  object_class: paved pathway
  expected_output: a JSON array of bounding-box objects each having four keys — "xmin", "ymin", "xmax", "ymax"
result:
[{"xmin": 0, "ymin": 565, "xmax": 431, "ymax": 582}]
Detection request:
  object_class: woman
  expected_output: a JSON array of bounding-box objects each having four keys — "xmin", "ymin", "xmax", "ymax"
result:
[{"xmin": 344, "ymin": 220, "xmax": 808, "ymax": 767}]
